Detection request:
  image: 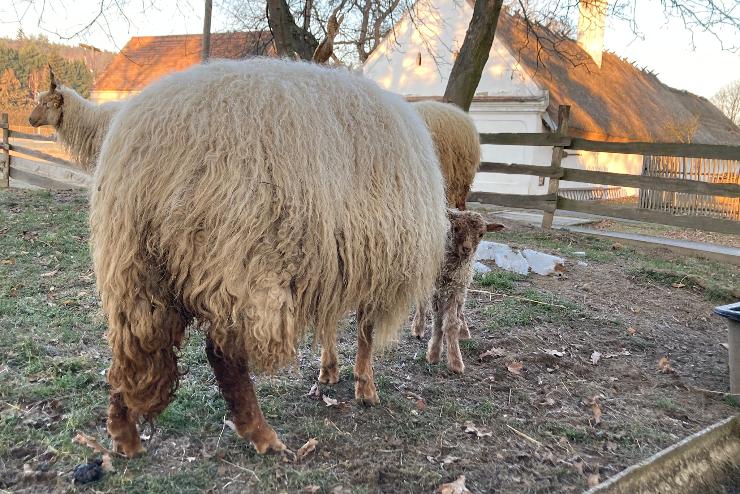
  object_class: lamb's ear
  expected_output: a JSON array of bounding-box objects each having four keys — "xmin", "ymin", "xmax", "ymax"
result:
[{"xmin": 49, "ymin": 65, "xmax": 58, "ymax": 92}]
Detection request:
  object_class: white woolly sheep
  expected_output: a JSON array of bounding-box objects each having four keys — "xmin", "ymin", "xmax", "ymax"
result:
[
  {"xmin": 413, "ymin": 100, "xmax": 481, "ymax": 210},
  {"xmin": 28, "ymin": 69, "xmax": 122, "ymax": 170},
  {"xmin": 412, "ymin": 209, "xmax": 487, "ymax": 374},
  {"xmin": 89, "ymin": 58, "xmax": 448, "ymax": 457}
]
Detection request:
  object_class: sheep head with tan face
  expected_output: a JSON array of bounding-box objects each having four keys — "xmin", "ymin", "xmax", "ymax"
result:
[{"xmin": 28, "ymin": 67, "xmax": 64, "ymax": 128}]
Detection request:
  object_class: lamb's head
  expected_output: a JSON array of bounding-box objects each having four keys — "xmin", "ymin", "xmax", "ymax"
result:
[
  {"xmin": 447, "ymin": 209, "xmax": 487, "ymax": 260},
  {"xmin": 29, "ymin": 67, "xmax": 63, "ymax": 128}
]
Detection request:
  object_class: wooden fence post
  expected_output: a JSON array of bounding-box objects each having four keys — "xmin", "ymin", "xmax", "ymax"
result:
[
  {"xmin": 541, "ymin": 105, "xmax": 570, "ymax": 229},
  {"xmin": 1, "ymin": 113, "xmax": 9, "ymax": 188}
]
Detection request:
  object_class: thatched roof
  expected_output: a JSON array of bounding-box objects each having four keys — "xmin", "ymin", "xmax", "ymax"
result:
[
  {"xmin": 94, "ymin": 32, "xmax": 275, "ymax": 93},
  {"xmin": 496, "ymin": 12, "xmax": 740, "ymax": 145}
]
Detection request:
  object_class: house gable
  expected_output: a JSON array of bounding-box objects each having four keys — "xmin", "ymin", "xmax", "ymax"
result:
[{"xmin": 363, "ymin": 0, "xmax": 543, "ymax": 100}]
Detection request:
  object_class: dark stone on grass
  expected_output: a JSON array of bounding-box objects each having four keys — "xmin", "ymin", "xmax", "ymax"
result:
[{"xmin": 73, "ymin": 459, "xmax": 103, "ymax": 484}]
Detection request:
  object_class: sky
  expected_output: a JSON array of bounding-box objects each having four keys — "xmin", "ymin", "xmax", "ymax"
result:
[{"xmin": 1, "ymin": 0, "xmax": 738, "ymax": 99}]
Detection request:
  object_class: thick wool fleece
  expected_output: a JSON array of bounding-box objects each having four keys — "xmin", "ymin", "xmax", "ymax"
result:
[{"xmin": 90, "ymin": 58, "xmax": 448, "ymax": 416}]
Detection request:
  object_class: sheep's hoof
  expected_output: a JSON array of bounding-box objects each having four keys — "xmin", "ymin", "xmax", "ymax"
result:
[
  {"xmin": 354, "ymin": 379, "xmax": 380, "ymax": 406},
  {"xmin": 426, "ymin": 347, "xmax": 442, "ymax": 364},
  {"xmin": 411, "ymin": 325, "xmax": 426, "ymax": 339},
  {"xmin": 447, "ymin": 360, "xmax": 465, "ymax": 374},
  {"xmin": 250, "ymin": 428, "xmax": 286, "ymax": 455},
  {"xmin": 318, "ymin": 365, "xmax": 340, "ymax": 385},
  {"xmin": 113, "ymin": 440, "xmax": 147, "ymax": 458}
]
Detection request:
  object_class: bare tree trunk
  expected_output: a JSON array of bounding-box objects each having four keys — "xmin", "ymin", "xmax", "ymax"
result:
[
  {"xmin": 201, "ymin": 0, "xmax": 212, "ymax": 63},
  {"xmin": 266, "ymin": 0, "xmax": 318, "ymax": 59},
  {"xmin": 442, "ymin": 0, "xmax": 503, "ymax": 111}
]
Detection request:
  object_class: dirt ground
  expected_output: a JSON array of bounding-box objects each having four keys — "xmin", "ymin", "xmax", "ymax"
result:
[{"xmin": 0, "ymin": 189, "xmax": 738, "ymax": 493}]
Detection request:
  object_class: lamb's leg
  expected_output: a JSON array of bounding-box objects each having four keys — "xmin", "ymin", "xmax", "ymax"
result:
[
  {"xmin": 426, "ymin": 297, "xmax": 444, "ymax": 364},
  {"xmin": 354, "ymin": 306, "xmax": 380, "ymax": 405},
  {"xmin": 206, "ymin": 336, "xmax": 285, "ymax": 454},
  {"xmin": 444, "ymin": 297, "xmax": 465, "ymax": 374},
  {"xmin": 318, "ymin": 332, "xmax": 340, "ymax": 385},
  {"xmin": 458, "ymin": 293, "xmax": 471, "ymax": 340},
  {"xmin": 107, "ymin": 392, "xmax": 145, "ymax": 458},
  {"xmin": 411, "ymin": 300, "xmax": 428, "ymax": 339}
]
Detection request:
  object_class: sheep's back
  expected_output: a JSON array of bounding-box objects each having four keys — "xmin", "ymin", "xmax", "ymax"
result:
[{"xmin": 91, "ymin": 58, "xmax": 447, "ymax": 362}]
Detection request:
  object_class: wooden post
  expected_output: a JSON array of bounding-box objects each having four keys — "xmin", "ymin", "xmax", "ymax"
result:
[
  {"xmin": 1, "ymin": 113, "xmax": 9, "ymax": 188},
  {"xmin": 201, "ymin": 0, "xmax": 212, "ymax": 63},
  {"xmin": 541, "ymin": 105, "xmax": 570, "ymax": 229}
]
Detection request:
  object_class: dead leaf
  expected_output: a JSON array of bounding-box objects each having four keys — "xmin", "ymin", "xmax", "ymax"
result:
[
  {"xmin": 657, "ymin": 357, "xmax": 675, "ymax": 374},
  {"xmin": 302, "ymin": 486, "xmax": 321, "ymax": 494},
  {"xmin": 306, "ymin": 383, "xmax": 320, "ymax": 399},
  {"xmin": 22, "ymin": 463, "xmax": 34, "ymax": 479},
  {"xmin": 543, "ymin": 349, "xmax": 564, "ymax": 357},
  {"xmin": 416, "ymin": 398, "xmax": 426, "ymax": 412},
  {"xmin": 573, "ymin": 461, "xmax": 585, "ymax": 475},
  {"xmin": 437, "ymin": 475, "xmax": 471, "ymax": 494},
  {"xmin": 506, "ymin": 361, "xmax": 524, "ymax": 375},
  {"xmin": 440, "ymin": 455, "xmax": 459, "ymax": 467},
  {"xmin": 463, "ymin": 420, "xmax": 492, "ymax": 438},
  {"xmin": 592, "ymin": 401, "xmax": 602, "ymax": 425},
  {"xmin": 587, "ymin": 473, "xmax": 600, "ymax": 487},
  {"xmin": 322, "ymin": 395, "xmax": 339, "ymax": 407},
  {"xmin": 73, "ymin": 432, "xmax": 111, "ymax": 455},
  {"xmin": 296, "ymin": 438, "xmax": 318, "ymax": 463},
  {"xmin": 1, "ymin": 258, "xmax": 15, "ymax": 265},
  {"xmin": 40, "ymin": 270, "xmax": 58, "ymax": 278},
  {"xmin": 604, "ymin": 349, "xmax": 631, "ymax": 358},
  {"xmin": 540, "ymin": 397, "xmax": 556, "ymax": 406},
  {"xmin": 101, "ymin": 453, "xmax": 116, "ymax": 473},
  {"xmin": 605, "ymin": 441, "xmax": 618, "ymax": 451},
  {"xmin": 626, "ymin": 327, "xmax": 637, "ymax": 336},
  {"xmin": 671, "ymin": 282, "xmax": 685, "ymax": 288},
  {"xmin": 590, "ymin": 351, "xmax": 602, "ymax": 365},
  {"xmin": 479, "ymin": 347, "xmax": 506, "ymax": 360}
]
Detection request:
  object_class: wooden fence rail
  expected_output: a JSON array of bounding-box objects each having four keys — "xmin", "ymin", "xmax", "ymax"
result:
[
  {"xmin": 476, "ymin": 105, "xmax": 740, "ymax": 235},
  {"xmin": 0, "ymin": 113, "xmax": 87, "ymax": 190}
]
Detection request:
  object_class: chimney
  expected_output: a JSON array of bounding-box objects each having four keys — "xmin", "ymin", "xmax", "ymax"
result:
[{"xmin": 577, "ymin": 0, "xmax": 607, "ymax": 68}]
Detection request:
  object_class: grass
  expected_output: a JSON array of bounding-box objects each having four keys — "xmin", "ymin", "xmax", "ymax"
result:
[{"xmin": 1, "ymin": 189, "xmax": 737, "ymax": 493}]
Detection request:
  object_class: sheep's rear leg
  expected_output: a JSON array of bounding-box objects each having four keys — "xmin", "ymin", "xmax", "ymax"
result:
[
  {"xmin": 354, "ymin": 307, "xmax": 379, "ymax": 406},
  {"xmin": 107, "ymin": 392, "xmax": 145, "ymax": 458},
  {"xmin": 318, "ymin": 333, "xmax": 340, "ymax": 385},
  {"xmin": 426, "ymin": 297, "xmax": 444, "ymax": 364},
  {"xmin": 458, "ymin": 307, "xmax": 471, "ymax": 340},
  {"xmin": 444, "ymin": 298, "xmax": 465, "ymax": 374},
  {"xmin": 205, "ymin": 336, "xmax": 285, "ymax": 454},
  {"xmin": 411, "ymin": 301, "xmax": 428, "ymax": 339}
]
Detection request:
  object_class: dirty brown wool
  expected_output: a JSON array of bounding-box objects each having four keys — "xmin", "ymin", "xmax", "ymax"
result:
[
  {"xmin": 412, "ymin": 209, "xmax": 487, "ymax": 374},
  {"xmin": 89, "ymin": 58, "xmax": 447, "ymax": 456}
]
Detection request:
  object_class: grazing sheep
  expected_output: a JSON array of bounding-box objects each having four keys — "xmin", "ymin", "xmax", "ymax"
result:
[
  {"xmin": 90, "ymin": 58, "xmax": 447, "ymax": 457},
  {"xmin": 413, "ymin": 101, "xmax": 480, "ymax": 210},
  {"xmin": 28, "ymin": 69, "xmax": 122, "ymax": 170},
  {"xmin": 412, "ymin": 209, "xmax": 487, "ymax": 374}
]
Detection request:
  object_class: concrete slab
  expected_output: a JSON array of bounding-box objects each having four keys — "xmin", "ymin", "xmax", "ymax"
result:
[
  {"xmin": 560, "ymin": 226, "xmax": 740, "ymax": 265},
  {"xmin": 486, "ymin": 210, "xmax": 595, "ymax": 228}
]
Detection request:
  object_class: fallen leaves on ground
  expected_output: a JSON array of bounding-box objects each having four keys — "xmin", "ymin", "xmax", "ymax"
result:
[
  {"xmin": 437, "ymin": 475, "xmax": 472, "ymax": 494},
  {"xmin": 590, "ymin": 351, "xmax": 602, "ymax": 365},
  {"xmin": 543, "ymin": 349, "xmax": 564, "ymax": 357},
  {"xmin": 479, "ymin": 347, "xmax": 506, "ymax": 360},
  {"xmin": 506, "ymin": 361, "xmax": 524, "ymax": 375},
  {"xmin": 322, "ymin": 395, "xmax": 339, "ymax": 407},
  {"xmin": 463, "ymin": 420, "xmax": 492, "ymax": 438},
  {"xmin": 302, "ymin": 486, "xmax": 320, "ymax": 494},
  {"xmin": 295, "ymin": 438, "xmax": 318, "ymax": 463},
  {"xmin": 658, "ymin": 357, "xmax": 675, "ymax": 374},
  {"xmin": 1, "ymin": 258, "xmax": 15, "ymax": 265},
  {"xmin": 306, "ymin": 383, "xmax": 320, "ymax": 399},
  {"xmin": 592, "ymin": 401, "xmax": 602, "ymax": 426},
  {"xmin": 604, "ymin": 349, "xmax": 631, "ymax": 359},
  {"xmin": 626, "ymin": 327, "xmax": 637, "ymax": 336},
  {"xmin": 671, "ymin": 282, "xmax": 686, "ymax": 288},
  {"xmin": 73, "ymin": 432, "xmax": 111, "ymax": 455},
  {"xmin": 587, "ymin": 473, "xmax": 600, "ymax": 487}
]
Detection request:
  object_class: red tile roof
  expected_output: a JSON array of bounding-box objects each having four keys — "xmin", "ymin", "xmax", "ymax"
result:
[{"xmin": 94, "ymin": 32, "xmax": 276, "ymax": 92}]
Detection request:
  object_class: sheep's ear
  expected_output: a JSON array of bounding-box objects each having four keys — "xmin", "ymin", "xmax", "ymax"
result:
[{"xmin": 49, "ymin": 65, "xmax": 58, "ymax": 92}]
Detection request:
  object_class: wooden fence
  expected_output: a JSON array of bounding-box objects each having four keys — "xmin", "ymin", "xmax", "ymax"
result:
[
  {"xmin": 2, "ymin": 107, "xmax": 739, "ymax": 235},
  {"xmin": 640, "ymin": 155, "xmax": 739, "ymax": 220},
  {"xmin": 0, "ymin": 114, "xmax": 90, "ymax": 190},
  {"xmin": 471, "ymin": 106, "xmax": 740, "ymax": 235}
]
